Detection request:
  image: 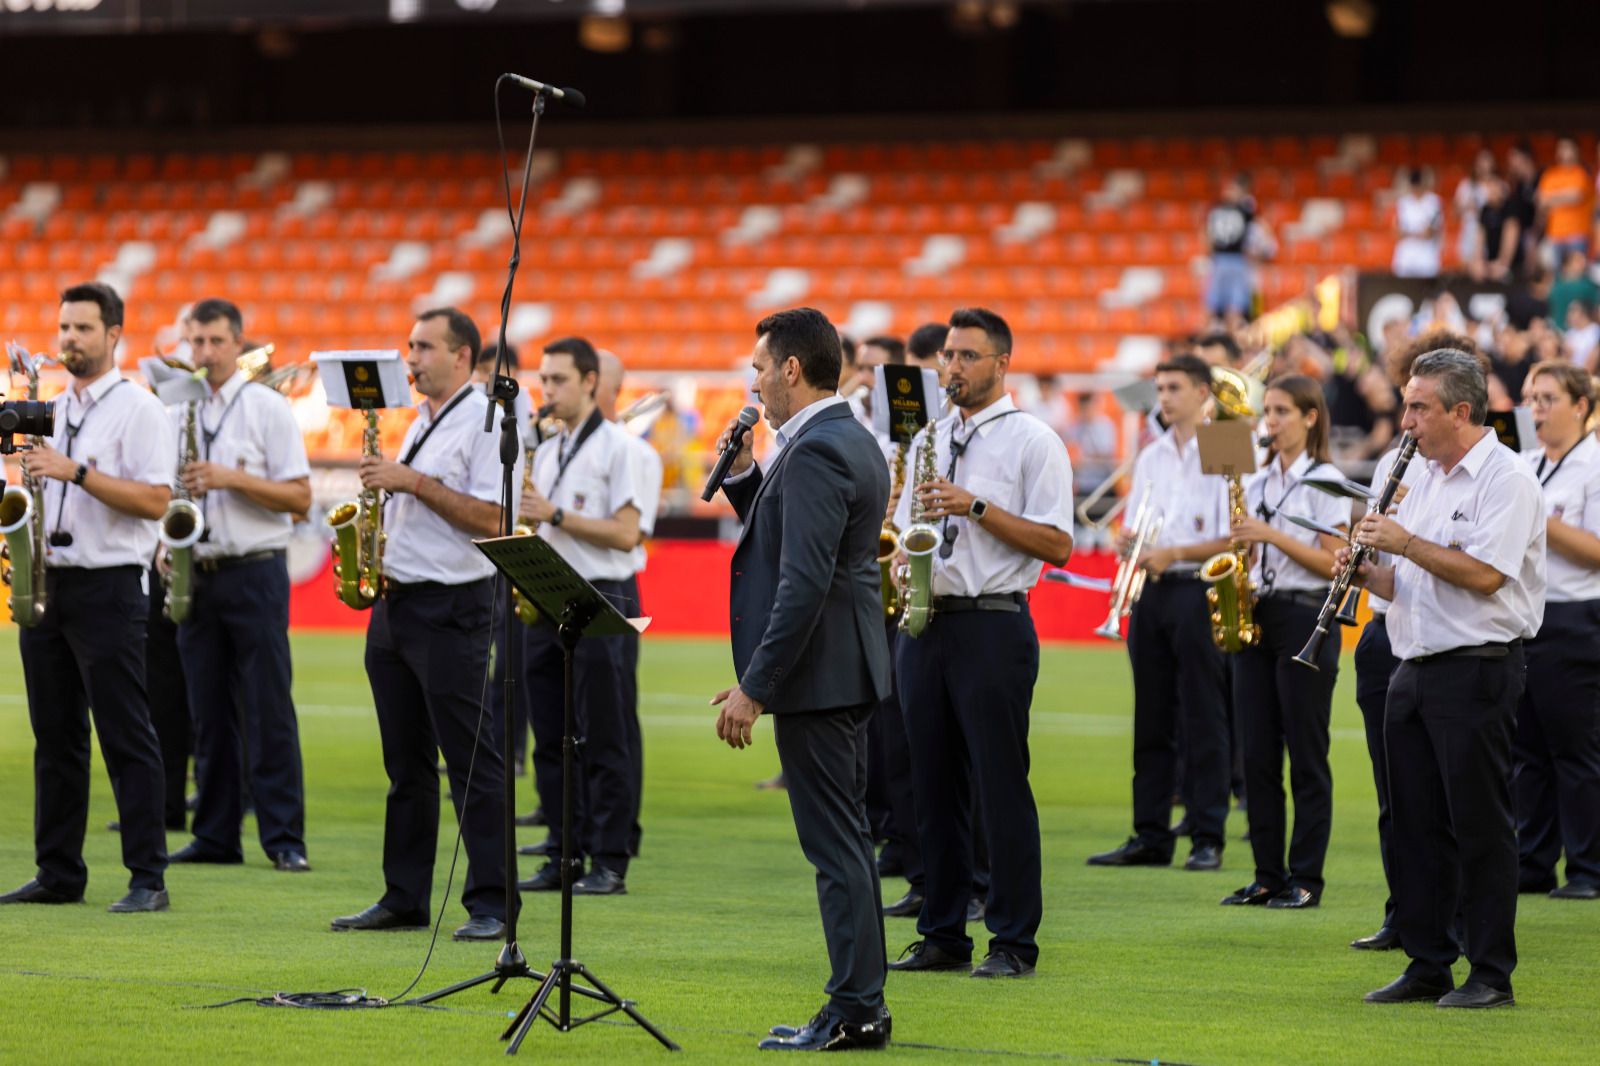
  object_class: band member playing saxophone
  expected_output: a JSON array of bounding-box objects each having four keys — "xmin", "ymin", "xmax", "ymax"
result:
[{"xmin": 1089, "ymin": 354, "xmax": 1232, "ymax": 873}]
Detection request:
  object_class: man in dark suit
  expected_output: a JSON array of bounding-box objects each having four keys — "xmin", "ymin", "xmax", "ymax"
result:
[{"xmin": 711, "ymin": 307, "xmax": 893, "ymax": 1053}]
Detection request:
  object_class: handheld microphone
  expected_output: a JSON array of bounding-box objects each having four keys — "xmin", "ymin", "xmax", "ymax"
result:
[
  {"xmin": 702, "ymin": 406, "xmax": 760, "ymax": 502},
  {"xmin": 504, "ymin": 74, "xmax": 586, "ymax": 108}
]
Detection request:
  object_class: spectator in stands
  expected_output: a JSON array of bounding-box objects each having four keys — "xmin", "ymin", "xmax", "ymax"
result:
[
  {"xmin": 1203, "ymin": 174, "xmax": 1257, "ymax": 329},
  {"xmin": 1391, "ymin": 168, "xmax": 1443, "ymax": 278},
  {"xmin": 1474, "ymin": 176, "xmax": 1524, "ymax": 281},
  {"xmin": 1508, "ymin": 264, "xmax": 1554, "ymax": 331},
  {"xmin": 1506, "ymin": 142, "xmax": 1543, "ymax": 275},
  {"xmin": 1065, "ymin": 392, "xmax": 1117, "ymax": 497},
  {"xmin": 1550, "ymin": 248, "xmax": 1600, "ymax": 333},
  {"xmin": 1454, "ymin": 149, "xmax": 1497, "ymax": 269},
  {"xmin": 1490, "ymin": 320, "xmax": 1539, "ymax": 402},
  {"xmin": 1564, "ymin": 300, "xmax": 1600, "ymax": 370},
  {"xmin": 1536, "ymin": 137, "xmax": 1593, "ymax": 264}
]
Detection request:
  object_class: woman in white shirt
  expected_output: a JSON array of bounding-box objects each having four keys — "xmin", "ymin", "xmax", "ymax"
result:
[
  {"xmin": 1516, "ymin": 361, "xmax": 1600, "ymax": 900},
  {"xmin": 1219, "ymin": 375, "xmax": 1350, "ymax": 910},
  {"xmin": 1392, "ymin": 168, "xmax": 1444, "ymax": 278}
]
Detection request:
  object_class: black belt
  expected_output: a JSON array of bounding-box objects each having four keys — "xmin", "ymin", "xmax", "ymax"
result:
[
  {"xmin": 384, "ymin": 577, "xmax": 489, "ymax": 597},
  {"xmin": 1411, "ymin": 639, "xmax": 1521, "ymax": 665},
  {"xmin": 1160, "ymin": 567, "xmax": 1202, "ymax": 582},
  {"xmin": 195, "ymin": 549, "xmax": 282, "ymax": 573},
  {"xmin": 1262, "ymin": 589, "xmax": 1328, "ymax": 610},
  {"xmin": 47, "ymin": 564, "xmax": 141, "ymax": 576},
  {"xmin": 930, "ymin": 591, "xmax": 1027, "ymax": 614}
]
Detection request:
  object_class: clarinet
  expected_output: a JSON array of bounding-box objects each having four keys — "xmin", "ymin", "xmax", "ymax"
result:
[{"xmin": 1292, "ymin": 433, "xmax": 1418, "ymax": 671}]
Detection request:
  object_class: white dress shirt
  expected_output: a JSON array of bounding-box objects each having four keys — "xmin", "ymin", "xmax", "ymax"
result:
[
  {"xmin": 1523, "ymin": 435, "xmax": 1600, "ymax": 603},
  {"xmin": 532, "ymin": 411, "xmax": 639, "ymax": 582},
  {"xmin": 170, "ymin": 372, "xmax": 311, "ymax": 559},
  {"xmin": 1364, "ymin": 441, "xmax": 1425, "ymax": 615},
  {"xmin": 42, "ymin": 368, "xmax": 175, "ymax": 569},
  {"xmin": 627, "ymin": 433, "xmax": 664, "ymax": 575},
  {"xmin": 1243, "ymin": 452, "xmax": 1350, "ymax": 594},
  {"xmin": 1387, "ymin": 428, "xmax": 1547, "ymax": 660},
  {"xmin": 892, "ymin": 394, "xmax": 1074, "ymax": 597},
  {"xmin": 1127, "ymin": 427, "xmax": 1231, "ymax": 569},
  {"xmin": 383, "ymin": 383, "xmax": 512, "ymax": 585}
]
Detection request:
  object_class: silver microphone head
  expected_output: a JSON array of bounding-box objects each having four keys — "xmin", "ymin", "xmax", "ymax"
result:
[{"xmin": 736, "ymin": 405, "xmax": 760, "ymax": 428}]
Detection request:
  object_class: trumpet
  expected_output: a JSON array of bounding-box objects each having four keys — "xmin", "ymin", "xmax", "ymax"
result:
[
  {"xmin": 1294, "ymin": 434, "xmax": 1418, "ymax": 670},
  {"xmin": 1074, "ymin": 449, "xmax": 1138, "ymax": 531},
  {"xmin": 618, "ymin": 390, "xmax": 669, "ymax": 427},
  {"xmin": 1093, "ymin": 486, "xmax": 1163, "ymax": 641}
]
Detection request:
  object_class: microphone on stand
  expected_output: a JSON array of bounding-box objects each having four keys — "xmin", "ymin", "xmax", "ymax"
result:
[
  {"xmin": 702, "ymin": 406, "xmax": 760, "ymax": 502},
  {"xmin": 504, "ymin": 74, "xmax": 586, "ymax": 108}
]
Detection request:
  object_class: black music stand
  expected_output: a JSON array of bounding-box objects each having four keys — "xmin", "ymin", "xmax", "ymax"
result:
[{"xmin": 463, "ymin": 534, "xmax": 676, "ymax": 1054}]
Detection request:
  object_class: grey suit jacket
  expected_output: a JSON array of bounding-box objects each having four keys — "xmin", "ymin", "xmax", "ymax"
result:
[{"xmin": 724, "ymin": 404, "xmax": 891, "ymax": 715}]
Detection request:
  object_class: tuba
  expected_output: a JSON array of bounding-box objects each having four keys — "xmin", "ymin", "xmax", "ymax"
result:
[
  {"xmin": 1200, "ymin": 365, "xmax": 1262, "ymax": 653},
  {"xmin": 878, "ymin": 441, "xmax": 909, "ymax": 620},
  {"xmin": 1, "ymin": 345, "xmax": 50, "ymax": 627},
  {"xmin": 1093, "ymin": 484, "xmax": 1163, "ymax": 641},
  {"xmin": 159, "ymin": 396, "xmax": 206, "ymax": 623},
  {"xmin": 327, "ymin": 409, "xmax": 385, "ymax": 609},
  {"xmin": 897, "ymin": 422, "xmax": 943, "ymax": 639}
]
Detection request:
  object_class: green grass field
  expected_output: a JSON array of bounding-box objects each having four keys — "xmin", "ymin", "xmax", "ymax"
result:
[{"xmin": 0, "ymin": 633, "xmax": 1594, "ymax": 1064}]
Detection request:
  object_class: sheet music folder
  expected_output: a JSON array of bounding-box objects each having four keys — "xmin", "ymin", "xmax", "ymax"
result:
[{"xmin": 474, "ymin": 535, "xmax": 650, "ymax": 637}]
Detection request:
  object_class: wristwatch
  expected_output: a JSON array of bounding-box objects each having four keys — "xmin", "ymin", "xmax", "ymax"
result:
[
  {"xmin": 72, "ymin": 463, "xmax": 89, "ymax": 486},
  {"xmin": 551, "ymin": 507, "xmax": 566, "ymax": 527},
  {"xmin": 969, "ymin": 497, "xmax": 989, "ymax": 522}
]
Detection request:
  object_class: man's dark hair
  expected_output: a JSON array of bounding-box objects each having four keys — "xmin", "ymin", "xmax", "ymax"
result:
[
  {"xmin": 60, "ymin": 282, "xmax": 123, "ymax": 330},
  {"xmin": 907, "ymin": 322, "xmax": 947, "ymax": 361},
  {"xmin": 1154, "ymin": 352, "xmax": 1213, "ymax": 390},
  {"xmin": 863, "ymin": 335, "xmax": 906, "ymax": 364},
  {"xmin": 417, "ymin": 306, "xmax": 482, "ymax": 362},
  {"xmin": 840, "ymin": 333, "xmax": 857, "ymax": 368},
  {"xmin": 948, "ymin": 307, "xmax": 1012, "ymax": 355},
  {"xmin": 543, "ymin": 335, "xmax": 600, "ymax": 389},
  {"xmin": 476, "ymin": 340, "xmax": 518, "ymax": 372},
  {"xmin": 190, "ymin": 297, "xmax": 243, "ymax": 337},
  {"xmin": 1195, "ymin": 330, "xmax": 1241, "ymax": 365},
  {"xmin": 755, "ymin": 308, "xmax": 842, "ymax": 390}
]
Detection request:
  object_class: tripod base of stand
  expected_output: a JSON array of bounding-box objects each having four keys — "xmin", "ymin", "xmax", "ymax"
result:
[
  {"xmin": 502, "ymin": 959, "xmax": 679, "ymax": 1054},
  {"xmin": 408, "ymin": 941, "xmax": 546, "ymax": 1006}
]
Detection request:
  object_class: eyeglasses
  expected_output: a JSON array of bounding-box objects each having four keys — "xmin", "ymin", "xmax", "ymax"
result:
[
  {"xmin": 1527, "ymin": 393, "xmax": 1565, "ymax": 408},
  {"xmin": 935, "ymin": 349, "xmax": 1003, "ymax": 368}
]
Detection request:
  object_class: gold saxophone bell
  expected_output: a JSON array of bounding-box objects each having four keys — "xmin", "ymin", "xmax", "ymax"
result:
[
  {"xmin": 1204, "ymin": 366, "xmax": 1262, "ymax": 653},
  {"xmin": 328, "ymin": 409, "xmax": 384, "ymax": 610}
]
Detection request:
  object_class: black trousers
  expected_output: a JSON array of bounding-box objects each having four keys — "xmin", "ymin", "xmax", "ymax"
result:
[
  {"xmin": 365, "ymin": 578, "xmax": 509, "ymax": 921},
  {"xmin": 896, "ymin": 605, "xmax": 1042, "ymax": 965},
  {"xmin": 1232, "ymin": 594, "xmax": 1337, "ymax": 895},
  {"xmin": 145, "ymin": 565, "xmax": 192, "ymax": 829},
  {"xmin": 521, "ymin": 579, "xmax": 635, "ymax": 877},
  {"xmin": 773, "ymin": 702, "xmax": 887, "ymax": 1023},
  {"xmin": 1387, "ymin": 646, "xmax": 1524, "ymax": 992},
  {"xmin": 1353, "ymin": 613, "xmax": 1400, "ymax": 926},
  {"xmin": 20, "ymin": 566, "xmax": 167, "ymax": 895},
  {"xmin": 1127, "ymin": 576, "xmax": 1231, "ymax": 851},
  {"xmin": 176, "ymin": 552, "xmax": 305, "ymax": 861},
  {"xmin": 621, "ymin": 574, "xmax": 644, "ymax": 857},
  {"xmin": 1515, "ymin": 600, "xmax": 1600, "ymax": 889},
  {"xmin": 867, "ymin": 619, "xmax": 922, "ymax": 886}
]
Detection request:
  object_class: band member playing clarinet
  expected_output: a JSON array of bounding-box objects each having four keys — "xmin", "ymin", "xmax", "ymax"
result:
[
  {"xmin": 1346, "ymin": 349, "xmax": 1545, "ymax": 1009},
  {"xmin": 1221, "ymin": 376, "xmax": 1348, "ymax": 909},
  {"xmin": 1516, "ymin": 362, "xmax": 1600, "ymax": 901}
]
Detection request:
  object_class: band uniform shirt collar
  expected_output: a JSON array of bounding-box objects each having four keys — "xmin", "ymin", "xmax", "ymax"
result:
[
  {"xmin": 774, "ymin": 394, "xmax": 845, "ymax": 450},
  {"xmin": 954, "ymin": 393, "xmax": 1017, "ymax": 439},
  {"xmin": 69, "ymin": 366, "xmax": 123, "ymax": 408},
  {"xmin": 209, "ymin": 370, "xmax": 247, "ymax": 408},
  {"xmin": 1270, "ymin": 450, "xmax": 1316, "ymax": 484},
  {"xmin": 1427, "ymin": 426, "xmax": 1498, "ymax": 482},
  {"xmin": 418, "ymin": 380, "xmax": 475, "ymax": 425}
]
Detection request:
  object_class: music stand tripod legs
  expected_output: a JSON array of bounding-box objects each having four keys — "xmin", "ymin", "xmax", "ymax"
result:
[{"xmin": 499, "ymin": 614, "xmax": 678, "ymax": 1053}]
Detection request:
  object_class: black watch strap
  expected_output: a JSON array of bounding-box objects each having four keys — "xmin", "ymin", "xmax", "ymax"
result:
[
  {"xmin": 551, "ymin": 507, "xmax": 565, "ymax": 527},
  {"xmin": 73, "ymin": 463, "xmax": 89, "ymax": 486}
]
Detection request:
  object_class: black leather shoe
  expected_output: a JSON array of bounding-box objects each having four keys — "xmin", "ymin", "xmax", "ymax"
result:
[
  {"xmin": 757, "ymin": 1009, "xmax": 890, "ymax": 1051},
  {"xmin": 883, "ymin": 890, "xmax": 924, "ymax": 918},
  {"xmin": 1550, "ymin": 881, "xmax": 1600, "ymax": 900},
  {"xmin": 106, "ymin": 820, "xmax": 121, "ymax": 832},
  {"xmin": 1220, "ymin": 881, "xmax": 1276, "ymax": 906},
  {"xmin": 1266, "ymin": 886, "xmax": 1319, "ymax": 909},
  {"xmin": 1087, "ymin": 838, "xmax": 1172, "ymax": 867},
  {"xmin": 1170, "ymin": 815, "xmax": 1192, "ymax": 837},
  {"xmin": 887, "ymin": 940, "xmax": 970, "ymax": 972},
  {"xmin": 170, "ymin": 842, "xmax": 243, "ymax": 865},
  {"xmin": 107, "ymin": 888, "xmax": 169, "ymax": 913},
  {"xmin": 0, "ymin": 879, "xmax": 83, "ymax": 905},
  {"xmin": 1364, "ymin": 973, "xmax": 1453, "ymax": 1004},
  {"xmin": 971, "ymin": 951, "xmax": 1034, "ymax": 978},
  {"xmin": 273, "ymin": 852, "xmax": 311, "ymax": 873},
  {"xmin": 1184, "ymin": 844, "xmax": 1222, "ymax": 871},
  {"xmin": 768, "ymin": 1006, "xmax": 891, "ymax": 1040},
  {"xmin": 1518, "ymin": 877, "xmax": 1557, "ymax": 894},
  {"xmin": 330, "ymin": 904, "xmax": 428, "ymax": 932},
  {"xmin": 453, "ymin": 915, "xmax": 507, "ymax": 941},
  {"xmin": 517, "ymin": 837, "xmax": 560, "ymax": 857},
  {"xmin": 518, "ymin": 863, "xmax": 562, "ymax": 892},
  {"xmin": 1437, "ymin": 981, "xmax": 1514, "ymax": 1009},
  {"xmin": 514, "ymin": 807, "xmax": 547, "ymax": 828},
  {"xmin": 1350, "ymin": 926, "xmax": 1399, "ymax": 951},
  {"xmin": 573, "ymin": 867, "xmax": 627, "ymax": 895},
  {"xmin": 966, "ymin": 896, "xmax": 986, "ymax": 923},
  {"xmin": 755, "ymin": 773, "xmax": 787, "ymax": 791}
]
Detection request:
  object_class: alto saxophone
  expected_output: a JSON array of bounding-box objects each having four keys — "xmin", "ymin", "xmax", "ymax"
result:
[
  {"xmin": 1202, "ymin": 472, "xmax": 1260, "ymax": 653},
  {"xmin": 1, "ymin": 346, "xmax": 49, "ymax": 627},
  {"xmin": 513, "ymin": 443, "xmax": 540, "ymax": 625},
  {"xmin": 327, "ymin": 409, "xmax": 385, "ymax": 610},
  {"xmin": 897, "ymin": 423, "xmax": 943, "ymax": 638},
  {"xmin": 878, "ymin": 440, "xmax": 909, "ymax": 620},
  {"xmin": 159, "ymin": 397, "xmax": 206, "ymax": 622}
]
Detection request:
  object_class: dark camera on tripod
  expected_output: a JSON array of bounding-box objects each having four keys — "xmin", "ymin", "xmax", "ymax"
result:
[{"xmin": 0, "ymin": 401, "xmax": 54, "ymax": 455}]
